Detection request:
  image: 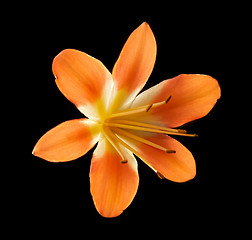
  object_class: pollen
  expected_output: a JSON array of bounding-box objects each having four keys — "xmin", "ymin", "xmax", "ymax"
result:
[{"xmin": 120, "ymin": 159, "xmax": 128, "ymax": 164}]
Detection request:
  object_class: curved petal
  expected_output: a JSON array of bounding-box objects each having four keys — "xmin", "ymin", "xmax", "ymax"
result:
[
  {"xmin": 131, "ymin": 74, "xmax": 221, "ymax": 128},
  {"xmin": 110, "ymin": 22, "xmax": 157, "ymax": 111},
  {"xmin": 33, "ymin": 119, "xmax": 101, "ymax": 162},
  {"xmin": 53, "ymin": 49, "xmax": 113, "ymax": 119},
  {"xmin": 90, "ymin": 138, "xmax": 139, "ymax": 218},
  {"xmin": 122, "ymin": 132, "xmax": 196, "ymax": 183}
]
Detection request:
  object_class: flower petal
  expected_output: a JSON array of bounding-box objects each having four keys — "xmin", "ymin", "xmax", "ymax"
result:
[
  {"xmin": 90, "ymin": 138, "xmax": 139, "ymax": 218},
  {"xmin": 53, "ymin": 49, "xmax": 113, "ymax": 119},
  {"xmin": 33, "ymin": 119, "xmax": 101, "ymax": 162},
  {"xmin": 119, "ymin": 132, "xmax": 196, "ymax": 182},
  {"xmin": 111, "ymin": 22, "xmax": 157, "ymax": 110},
  {"xmin": 131, "ymin": 74, "xmax": 221, "ymax": 127}
]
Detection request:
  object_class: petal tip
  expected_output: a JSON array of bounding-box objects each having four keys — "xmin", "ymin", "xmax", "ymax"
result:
[
  {"xmin": 32, "ymin": 145, "xmax": 52, "ymax": 162},
  {"xmin": 178, "ymin": 162, "xmax": 197, "ymax": 183},
  {"xmin": 169, "ymin": 169, "xmax": 196, "ymax": 183},
  {"xmin": 32, "ymin": 143, "xmax": 53, "ymax": 162},
  {"xmin": 32, "ymin": 143, "xmax": 39, "ymax": 157},
  {"xmin": 97, "ymin": 208, "xmax": 124, "ymax": 218},
  {"xmin": 31, "ymin": 148, "xmax": 36, "ymax": 156},
  {"xmin": 141, "ymin": 21, "xmax": 149, "ymax": 27},
  {"xmin": 139, "ymin": 21, "xmax": 153, "ymax": 34}
]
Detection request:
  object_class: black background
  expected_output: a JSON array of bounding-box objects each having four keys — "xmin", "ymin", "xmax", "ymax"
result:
[{"xmin": 25, "ymin": 2, "xmax": 244, "ymax": 237}]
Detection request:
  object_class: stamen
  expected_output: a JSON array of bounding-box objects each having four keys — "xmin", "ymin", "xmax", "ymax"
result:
[
  {"xmin": 104, "ymin": 127, "xmax": 138, "ymax": 157},
  {"xmin": 146, "ymin": 104, "xmax": 153, "ymax": 112},
  {"xmin": 146, "ymin": 95, "xmax": 171, "ymax": 112},
  {"xmin": 111, "ymin": 119, "xmax": 187, "ymax": 134},
  {"xmin": 120, "ymin": 159, "xmax": 128, "ymax": 164},
  {"xmin": 114, "ymin": 127, "xmax": 176, "ymax": 153},
  {"xmin": 166, "ymin": 150, "xmax": 176, "ymax": 153},
  {"xmin": 103, "ymin": 127, "xmax": 127, "ymax": 164},
  {"xmin": 107, "ymin": 96, "xmax": 171, "ymax": 119},
  {"xmin": 104, "ymin": 122, "xmax": 198, "ymax": 137},
  {"xmin": 156, "ymin": 171, "xmax": 165, "ymax": 179},
  {"xmin": 165, "ymin": 95, "xmax": 172, "ymax": 104},
  {"xmin": 106, "ymin": 128, "xmax": 157, "ymax": 172}
]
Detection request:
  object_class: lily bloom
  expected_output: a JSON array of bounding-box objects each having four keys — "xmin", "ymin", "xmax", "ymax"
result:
[{"xmin": 32, "ymin": 22, "xmax": 221, "ymax": 217}]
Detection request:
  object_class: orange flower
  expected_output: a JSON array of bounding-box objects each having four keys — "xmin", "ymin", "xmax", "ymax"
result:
[{"xmin": 33, "ymin": 22, "xmax": 221, "ymax": 217}]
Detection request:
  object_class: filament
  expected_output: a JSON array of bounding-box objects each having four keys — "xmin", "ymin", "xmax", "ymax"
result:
[
  {"xmin": 104, "ymin": 122, "xmax": 198, "ymax": 137},
  {"xmin": 102, "ymin": 126, "xmax": 128, "ymax": 164},
  {"xmin": 113, "ymin": 127, "xmax": 176, "ymax": 153},
  {"xmin": 107, "ymin": 96, "xmax": 171, "ymax": 119}
]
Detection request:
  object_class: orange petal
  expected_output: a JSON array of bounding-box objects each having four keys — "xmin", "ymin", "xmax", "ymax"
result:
[
  {"xmin": 90, "ymin": 139, "xmax": 139, "ymax": 217},
  {"xmin": 124, "ymin": 132, "xmax": 196, "ymax": 182},
  {"xmin": 131, "ymin": 74, "xmax": 221, "ymax": 127},
  {"xmin": 33, "ymin": 119, "xmax": 101, "ymax": 162},
  {"xmin": 111, "ymin": 22, "xmax": 157, "ymax": 109},
  {"xmin": 53, "ymin": 49, "xmax": 113, "ymax": 119}
]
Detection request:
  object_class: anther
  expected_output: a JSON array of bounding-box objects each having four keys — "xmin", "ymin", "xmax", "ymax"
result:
[
  {"xmin": 146, "ymin": 104, "xmax": 153, "ymax": 112},
  {"xmin": 166, "ymin": 149, "xmax": 176, "ymax": 153},
  {"xmin": 165, "ymin": 95, "xmax": 172, "ymax": 104},
  {"xmin": 120, "ymin": 159, "xmax": 128, "ymax": 164},
  {"xmin": 156, "ymin": 171, "xmax": 165, "ymax": 179},
  {"xmin": 108, "ymin": 96, "xmax": 172, "ymax": 119}
]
